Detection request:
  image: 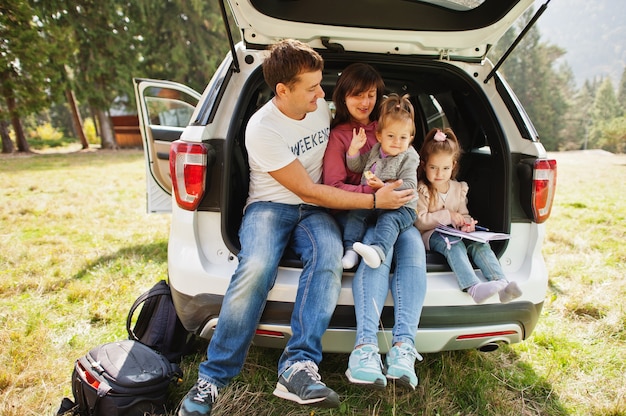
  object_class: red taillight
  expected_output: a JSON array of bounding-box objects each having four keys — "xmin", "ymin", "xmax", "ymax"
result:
[
  {"xmin": 456, "ymin": 330, "xmax": 518, "ymax": 340},
  {"xmin": 170, "ymin": 141, "xmax": 207, "ymax": 211},
  {"xmin": 255, "ymin": 329, "xmax": 285, "ymax": 338},
  {"xmin": 532, "ymin": 159, "xmax": 557, "ymax": 223}
]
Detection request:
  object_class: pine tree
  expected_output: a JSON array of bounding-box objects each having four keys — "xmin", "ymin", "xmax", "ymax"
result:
[
  {"xmin": 617, "ymin": 67, "xmax": 626, "ymax": 115},
  {"xmin": 0, "ymin": 0, "xmax": 68, "ymax": 152},
  {"xmin": 588, "ymin": 78, "xmax": 622, "ymax": 150},
  {"xmin": 489, "ymin": 8, "xmax": 568, "ymax": 151}
]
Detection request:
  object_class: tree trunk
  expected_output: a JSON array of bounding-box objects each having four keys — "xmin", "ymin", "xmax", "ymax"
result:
[
  {"xmin": 1, "ymin": 78, "xmax": 30, "ymax": 152},
  {"xmin": 96, "ymin": 108, "xmax": 118, "ymax": 149},
  {"xmin": 1, "ymin": 119, "xmax": 14, "ymax": 154},
  {"xmin": 66, "ymin": 88, "xmax": 89, "ymax": 149},
  {"xmin": 11, "ymin": 114, "xmax": 30, "ymax": 152}
]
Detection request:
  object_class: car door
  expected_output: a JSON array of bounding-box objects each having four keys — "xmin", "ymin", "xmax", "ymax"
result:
[{"xmin": 133, "ymin": 78, "xmax": 201, "ymax": 213}]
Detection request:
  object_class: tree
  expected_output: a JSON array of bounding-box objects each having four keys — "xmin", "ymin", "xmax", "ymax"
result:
[
  {"xmin": 598, "ymin": 116, "xmax": 626, "ymax": 153},
  {"xmin": 131, "ymin": 0, "xmax": 232, "ymax": 93},
  {"xmin": 55, "ymin": 0, "xmax": 144, "ymax": 149},
  {"xmin": 617, "ymin": 67, "xmax": 626, "ymax": 115},
  {"xmin": 489, "ymin": 8, "xmax": 569, "ymax": 151},
  {"xmin": 0, "ymin": 0, "xmax": 67, "ymax": 152},
  {"xmin": 566, "ymin": 80, "xmax": 597, "ymax": 150},
  {"xmin": 33, "ymin": 1, "xmax": 90, "ymax": 149},
  {"xmin": 0, "ymin": 119, "xmax": 13, "ymax": 153},
  {"xmin": 588, "ymin": 78, "xmax": 625, "ymax": 152}
]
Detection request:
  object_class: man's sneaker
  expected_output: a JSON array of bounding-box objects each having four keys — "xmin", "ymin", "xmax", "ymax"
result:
[
  {"xmin": 273, "ymin": 361, "xmax": 340, "ymax": 408},
  {"xmin": 178, "ymin": 378, "xmax": 218, "ymax": 416},
  {"xmin": 345, "ymin": 345, "xmax": 387, "ymax": 390},
  {"xmin": 385, "ymin": 344, "xmax": 423, "ymax": 391}
]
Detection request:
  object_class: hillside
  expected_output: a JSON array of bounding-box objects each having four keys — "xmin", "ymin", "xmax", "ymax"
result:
[{"xmin": 536, "ymin": 0, "xmax": 626, "ymax": 87}]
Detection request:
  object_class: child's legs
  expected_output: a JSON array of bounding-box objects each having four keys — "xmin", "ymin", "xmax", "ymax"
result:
[
  {"xmin": 371, "ymin": 207, "xmax": 417, "ymax": 255},
  {"xmin": 429, "ymin": 232, "xmax": 480, "ymax": 290},
  {"xmin": 466, "ymin": 241, "xmax": 505, "ymax": 281},
  {"xmin": 336, "ymin": 209, "xmax": 371, "ymax": 251}
]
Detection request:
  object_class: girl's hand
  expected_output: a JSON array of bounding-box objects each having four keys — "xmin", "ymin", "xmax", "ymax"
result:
[
  {"xmin": 348, "ymin": 127, "xmax": 367, "ymax": 155},
  {"xmin": 460, "ymin": 219, "xmax": 477, "ymax": 232},
  {"xmin": 450, "ymin": 211, "xmax": 466, "ymax": 228},
  {"xmin": 366, "ymin": 175, "xmax": 384, "ymax": 190}
]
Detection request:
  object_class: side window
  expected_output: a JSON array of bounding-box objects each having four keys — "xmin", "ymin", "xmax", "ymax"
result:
[
  {"xmin": 418, "ymin": 93, "xmax": 450, "ymax": 131},
  {"xmin": 144, "ymin": 87, "xmax": 197, "ymax": 128}
]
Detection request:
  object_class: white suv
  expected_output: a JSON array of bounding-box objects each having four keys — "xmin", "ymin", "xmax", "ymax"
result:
[{"xmin": 134, "ymin": 0, "xmax": 556, "ymax": 354}]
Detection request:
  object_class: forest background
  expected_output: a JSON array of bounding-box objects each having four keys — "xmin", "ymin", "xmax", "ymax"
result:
[{"xmin": 1, "ymin": 0, "xmax": 625, "ymax": 155}]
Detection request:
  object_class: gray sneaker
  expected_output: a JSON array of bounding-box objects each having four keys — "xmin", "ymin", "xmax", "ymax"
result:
[
  {"xmin": 273, "ymin": 361, "xmax": 340, "ymax": 408},
  {"xmin": 178, "ymin": 378, "xmax": 217, "ymax": 416}
]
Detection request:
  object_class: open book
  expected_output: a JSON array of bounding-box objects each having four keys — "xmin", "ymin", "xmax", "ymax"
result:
[{"xmin": 435, "ymin": 224, "xmax": 510, "ymax": 244}]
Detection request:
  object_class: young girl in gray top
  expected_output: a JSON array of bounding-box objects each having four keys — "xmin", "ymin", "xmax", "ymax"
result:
[{"xmin": 343, "ymin": 93, "xmax": 419, "ymax": 269}]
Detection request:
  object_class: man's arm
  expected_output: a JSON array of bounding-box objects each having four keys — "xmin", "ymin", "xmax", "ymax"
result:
[{"xmin": 270, "ymin": 159, "xmax": 413, "ymax": 210}]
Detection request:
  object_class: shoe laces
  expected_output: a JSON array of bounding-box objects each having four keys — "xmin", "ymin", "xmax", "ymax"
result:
[
  {"xmin": 193, "ymin": 379, "xmax": 218, "ymax": 403},
  {"xmin": 359, "ymin": 347, "xmax": 383, "ymax": 369},
  {"xmin": 291, "ymin": 361, "xmax": 322, "ymax": 383},
  {"xmin": 394, "ymin": 345, "xmax": 424, "ymax": 364}
]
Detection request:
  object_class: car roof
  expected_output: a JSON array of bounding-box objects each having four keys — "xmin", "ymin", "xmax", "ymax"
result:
[{"xmin": 226, "ymin": 0, "xmax": 537, "ymax": 60}]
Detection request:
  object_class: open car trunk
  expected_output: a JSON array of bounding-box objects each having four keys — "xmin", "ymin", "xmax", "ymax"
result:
[{"xmin": 219, "ymin": 53, "xmax": 513, "ymax": 270}]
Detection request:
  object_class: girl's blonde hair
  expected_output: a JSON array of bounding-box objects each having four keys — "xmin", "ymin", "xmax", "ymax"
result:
[
  {"xmin": 418, "ymin": 127, "xmax": 462, "ymax": 209},
  {"xmin": 376, "ymin": 93, "xmax": 415, "ymax": 136}
]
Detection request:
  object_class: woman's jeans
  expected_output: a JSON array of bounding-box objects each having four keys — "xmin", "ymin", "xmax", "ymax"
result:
[
  {"xmin": 198, "ymin": 202, "xmax": 343, "ymax": 387},
  {"xmin": 352, "ymin": 226, "xmax": 426, "ymax": 348},
  {"xmin": 429, "ymin": 231, "xmax": 505, "ymax": 290}
]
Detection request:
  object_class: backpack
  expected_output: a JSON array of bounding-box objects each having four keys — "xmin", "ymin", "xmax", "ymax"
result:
[
  {"xmin": 126, "ymin": 280, "xmax": 194, "ymax": 363},
  {"xmin": 58, "ymin": 340, "xmax": 183, "ymax": 416}
]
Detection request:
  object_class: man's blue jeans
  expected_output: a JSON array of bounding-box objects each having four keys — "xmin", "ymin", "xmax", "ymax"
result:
[
  {"xmin": 352, "ymin": 226, "xmax": 426, "ymax": 348},
  {"xmin": 198, "ymin": 202, "xmax": 343, "ymax": 387},
  {"xmin": 429, "ymin": 231, "xmax": 505, "ymax": 290}
]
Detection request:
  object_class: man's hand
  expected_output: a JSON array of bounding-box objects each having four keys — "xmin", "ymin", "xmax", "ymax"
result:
[{"xmin": 374, "ymin": 180, "xmax": 414, "ymax": 209}]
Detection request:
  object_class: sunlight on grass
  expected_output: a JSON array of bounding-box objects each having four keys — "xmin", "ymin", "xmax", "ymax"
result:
[{"xmin": 527, "ymin": 151, "xmax": 626, "ymax": 416}]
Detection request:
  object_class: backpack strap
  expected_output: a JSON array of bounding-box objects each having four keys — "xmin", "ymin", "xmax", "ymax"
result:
[{"xmin": 126, "ymin": 280, "xmax": 171, "ymax": 341}]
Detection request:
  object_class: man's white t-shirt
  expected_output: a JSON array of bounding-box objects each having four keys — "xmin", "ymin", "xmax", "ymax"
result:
[{"xmin": 245, "ymin": 98, "xmax": 331, "ymax": 208}]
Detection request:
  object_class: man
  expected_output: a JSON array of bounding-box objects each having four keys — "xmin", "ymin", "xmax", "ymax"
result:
[{"xmin": 179, "ymin": 39, "xmax": 413, "ymax": 416}]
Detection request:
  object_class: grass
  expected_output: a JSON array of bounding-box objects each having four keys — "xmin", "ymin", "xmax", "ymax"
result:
[{"xmin": 0, "ymin": 148, "xmax": 624, "ymax": 415}]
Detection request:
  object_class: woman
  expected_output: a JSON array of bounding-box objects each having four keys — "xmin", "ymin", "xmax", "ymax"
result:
[{"xmin": 322, "ymin": 63, "xmax": 427, "ymax": 391}]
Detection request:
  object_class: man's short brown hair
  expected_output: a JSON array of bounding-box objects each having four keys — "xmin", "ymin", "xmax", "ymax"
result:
[{"xmin": 262, "ymin": 39, "xmax": 324, "ymax": 93}]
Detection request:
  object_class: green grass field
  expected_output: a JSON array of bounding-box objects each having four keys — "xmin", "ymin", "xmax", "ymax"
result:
[{"xmin": 0, "ymin": 148, "xmax": 624, "ymax": 415}]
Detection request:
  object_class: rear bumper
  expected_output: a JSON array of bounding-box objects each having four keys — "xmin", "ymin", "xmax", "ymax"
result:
[{"xmin": 171, "ymin": 285, "xmax": 542, "ymax": 353}]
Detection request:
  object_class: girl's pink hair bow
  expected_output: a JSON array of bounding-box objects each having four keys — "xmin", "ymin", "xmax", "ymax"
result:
[{"xmin": 434, "ymin": 130, "xmax": 447, "ymax": 142}]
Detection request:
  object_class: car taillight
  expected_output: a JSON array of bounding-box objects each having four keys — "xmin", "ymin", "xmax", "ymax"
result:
[
  {"xmin": 532, "ymin": 159, "xmax": 557, "ymax": 223},
  {"xmin": 170, "ymin": 141, "xmax": 207, "ymax": 211}
]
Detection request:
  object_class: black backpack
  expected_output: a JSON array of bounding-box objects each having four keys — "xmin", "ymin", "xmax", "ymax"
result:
[
  {"xmin": 58, "ymin": 340, "xmax": 183, "ymax": 416},
  {"xmin": 126, "ymin": 280, "xmax": 194, "ymax": 363}
]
